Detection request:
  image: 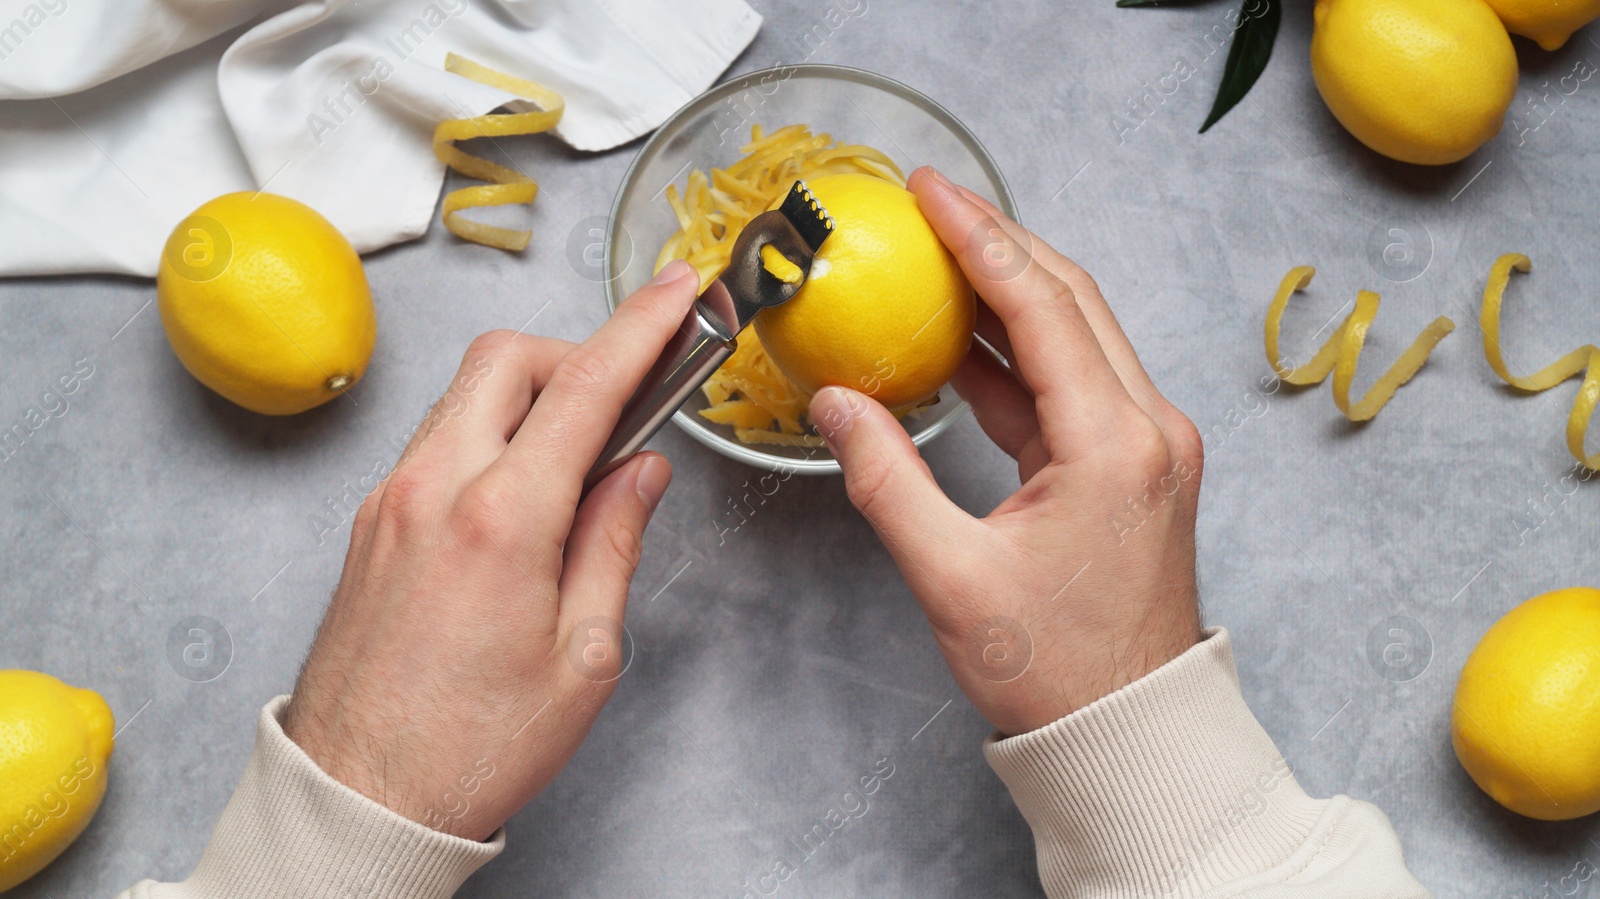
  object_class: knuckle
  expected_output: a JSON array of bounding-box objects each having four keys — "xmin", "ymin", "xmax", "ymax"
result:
[
  {"xmin": 550, "ymin": 345, "xmax": 619, "ymax": 399},
  {"xmin": 1060, "ymin": 259, "xmax": 1104, "ymax": 299},
  {"xmin": 569, "ymin": 624, "xmax": 626, "ymax": 682},
  {"xmin": 560, "ymin": 612, "xmax": 629, "ymax": 683},
  {"xmin": 1163, "ymin": 409, "xmax": 1205, "ymax": 483},
  {"xmin": 375, "ymin": 469, "xmax": 437, "ymax": 534},
  {"xmin": 1123, "ymin": 412, "xmax": 1173, "ymax": 481},
  {"xmin": 845, "ymin": 453, "xmax": 899, "ymax": 523},
  {"xmin": 1039, "ymin": 277, "xmax": 1078, "ymax": 317},
  {"xmin": 352, "ymin": 488, "xmax": 383, "ymax": 535},
  {"xmin": 465, "ymin": 329, "xmax": 519, "ymax": 362},
  {"xmin": 1035, "ymin": 280, "xmax": 1088, "ymax": 336},
  {"xmin": 638, "ymin": 280, "xmax": 689, "ymax": 322},
  {"xmin": 603, "ymin": 522, "xmax": 645, "ymax": 572},
  {"xmin": 453, "ymin": 477, "xmax": 519, "ymax": 546},
  {"xmin": 968, "ymin": 216, "xmax": 1034, "ymax": 275},
  {"xmin": 1003, "ymin": 277, "xmax": 1077, "ymax": 343},
  {"xmin": 585, "ymin": 651, "xmax": 625, "ymax": 684}
]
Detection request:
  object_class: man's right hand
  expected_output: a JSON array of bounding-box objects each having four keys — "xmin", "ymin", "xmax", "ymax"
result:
[
  {"xmin": 808, "ymin": 167, "xmax": 1205, "ymax": 737},
  {"xmin": 283, "ymin": 260, "xmax": 699, "ymax": 840}
]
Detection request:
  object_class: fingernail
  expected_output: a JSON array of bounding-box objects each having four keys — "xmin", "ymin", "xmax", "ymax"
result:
[
  {"xmin": 648, "ymin": 258, "xmax": 692, "ymax": 287},
  {"xmin": 810, "ymin": 386, "xmax": 858, "ymax": 449},
  {"xmin": 922, "ymin": 166, "xmax": 955, "ymax": 190},
  {"xmin": 634, "ymin": 454, "xmax": 672, "ymax": 508}
]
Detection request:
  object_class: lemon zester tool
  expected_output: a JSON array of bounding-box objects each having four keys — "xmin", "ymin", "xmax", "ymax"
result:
[{"xmin": 585, "ymin": 180, "xmax": 834, "ymax": 491}]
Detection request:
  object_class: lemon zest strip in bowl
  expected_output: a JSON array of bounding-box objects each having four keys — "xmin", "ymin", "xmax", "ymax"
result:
[
  {"xmin": 733, "ymin": 428, "xmax": 828, "ymax": 448},
  {"xmin": 1480, "ymin": 253, "xmax": 1600, "ymax": 470},
  {"xmin": 1265, "ymin": 266, "xmax": 1455, "ymax": 421},
  {"xmin": 432, "ymin": 54, "xmax": 564, "ymax": 251}
]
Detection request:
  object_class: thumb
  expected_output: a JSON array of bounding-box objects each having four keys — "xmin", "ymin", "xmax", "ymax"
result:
[{"xmin": 811, "ymin": 386, "xmax": 972, "ymax": 572}]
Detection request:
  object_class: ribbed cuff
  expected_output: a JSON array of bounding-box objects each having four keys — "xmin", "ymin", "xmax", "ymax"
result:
[
  {"xmin": 984, "ymin": 628, "xmax": 1328, "ymax": 898},
  {"xmin": 145, "ymin": 696, "xmax": 502, "ymax": 899}
]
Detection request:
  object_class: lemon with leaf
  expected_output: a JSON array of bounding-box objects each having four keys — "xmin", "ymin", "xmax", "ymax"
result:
[{"xmin": 1311, "ymin": 0, "xmax": 1518, "ymax": 165}]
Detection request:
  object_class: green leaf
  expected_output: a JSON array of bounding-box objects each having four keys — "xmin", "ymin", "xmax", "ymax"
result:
[{"xmin": 1199, "ymin": 0, "xmax": 1281, "ymax": 133}]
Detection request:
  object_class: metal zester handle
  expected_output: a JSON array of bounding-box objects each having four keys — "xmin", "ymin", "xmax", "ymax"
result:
[{"xmin": 582, "ymin": 286, "xmax": 739, "ymax": 493}]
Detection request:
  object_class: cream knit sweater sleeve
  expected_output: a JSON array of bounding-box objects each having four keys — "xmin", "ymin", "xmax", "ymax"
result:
[
  {"xmin": 121, "ymin": 629, "xmax": 1427, "ymax": 898},
  {"xmin": 984, "ymin": 627, "xmax": 1431, "ymax": 898},
  {"xmin": 117, "ymin": 696, "xmax": 502, "ymax": 899}
]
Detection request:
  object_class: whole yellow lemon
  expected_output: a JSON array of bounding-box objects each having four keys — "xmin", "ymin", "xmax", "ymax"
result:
[
  {"xmin": 157, "ymin": 193, "xmax": 376, "ymax": 416},
  {"xmin": 1311, "ymin": 0, "xmax": 1518, "ymax": 165},
  {"xmin": 0, "ymin": 670, "xmax": 114, "ymax": 892},
  {"xmin": 754, "ymin": 174, "xmax": 974, "ymax": 410},
  {"xmin": 1482, "ymin": 0, "xmax": 1600, "ymax": 50},
  {"xmin": 1452, "ymin": 587, "xmax": 1600, "ymax": 820}
]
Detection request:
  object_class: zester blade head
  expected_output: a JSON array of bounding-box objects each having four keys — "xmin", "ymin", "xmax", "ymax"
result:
[
  {"xmin": 776, "ymin": 180, "xmax": 834, "ymax": 253},
  {"xmin": 707, "ymin": 179, "xmax": 836, "ymax": 332}
]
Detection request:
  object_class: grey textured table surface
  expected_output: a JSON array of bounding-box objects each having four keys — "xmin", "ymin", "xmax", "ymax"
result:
[{"xmin": 5, "ymin": 1, "xmax": 1600, "ymax": 896}]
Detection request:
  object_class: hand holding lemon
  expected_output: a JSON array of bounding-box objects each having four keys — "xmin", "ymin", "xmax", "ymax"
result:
[
  {"xmin": 811, "ymin": 168, "xmax": 1205, "ymax": 734},
  {"xmin": 756, "ymin": 174, "xmax": 974, "ymax": 410},
  {"xmin": 654, "ymin": 124, "xmax": 974, "ymax": 443}
]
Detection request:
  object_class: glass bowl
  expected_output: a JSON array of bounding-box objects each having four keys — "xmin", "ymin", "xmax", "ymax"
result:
[{"xmin": 604, "ymin": 64, "xmax": 1016, "ymax": 475}]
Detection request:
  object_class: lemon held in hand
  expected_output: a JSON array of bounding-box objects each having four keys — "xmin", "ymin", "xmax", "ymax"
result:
[
  {"xmin": 1452, "ymin": 587, "xmax": 1600, "ymax": 820},
  {"xmin": 157, "ymin": 193, "xmax": 376, "ymax": 416},
  {"xmin": 1311, "ymin": 0, "xmax": 1517, "ymax": 165},
  {"xmin": 0, "ymin": 670, "xmax": 114, "ymax": 892},
  {"xmin": 754, "ymin": 174, "xmax": 974, "ymax": 410}
]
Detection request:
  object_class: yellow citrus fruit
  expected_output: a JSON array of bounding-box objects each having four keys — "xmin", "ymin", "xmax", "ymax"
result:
[
  {"xmin": 1452, "ymin": 587, "xmax": 1600, "ymax": 820},
  {"xmin": 1482, "ymin": 0, "xmax": 1600, "ymax": 50},
  {"xmin": 0, "ymin": 671, "xmax": 114, "ymax": 892},
  {"xmin": 753, "ymin": 174, "xmax": 974, "ymax": 410},
  {"xmin": 157, "ymin": 192, "xmax": 376, "ymax": 416},
  {"xmin": 1311, "ymin": 0, "xmax": 1518, "ymax": 165}
]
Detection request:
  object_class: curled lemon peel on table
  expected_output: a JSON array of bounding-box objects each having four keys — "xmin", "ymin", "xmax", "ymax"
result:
[
  {"xmin": 655, "ymin": 123, "xmax": 907, "ymax": 445},
  {"xmin": 1265, "ymin": 267, "xmax": 1456, "ymax": 421},
  {"xmin": 1480, "ymin": 253, "xmax": 1600, "ymax": 470},
  {"xmin": 432, "ymin": 54, "xmax": 564, "ymax": 251}
]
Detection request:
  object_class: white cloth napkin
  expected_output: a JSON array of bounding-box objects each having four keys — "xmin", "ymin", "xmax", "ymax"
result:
[{"xmin": 0, "ymin": 0, "xmax": 760, "ymax": 276}]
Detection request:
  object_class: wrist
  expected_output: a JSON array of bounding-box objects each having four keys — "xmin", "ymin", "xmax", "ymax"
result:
[
  {"xmin": 982, "ymin": 628, "xmax": 1332, "ymax": 898},
  {"xmin": 177, "ymin": 696, "xmax": 503, "ymax": 897},
  {"xmin": 971, "ymin": 606, "xmax": 1202, "ymax": 737},
  {"xmin": 283, "ymin": 694, "xmax": 488, "ymax": 840}
]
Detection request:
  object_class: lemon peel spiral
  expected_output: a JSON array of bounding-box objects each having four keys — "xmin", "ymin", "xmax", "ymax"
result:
[
  {"xmin": 1265, "ymin": 267, "xmax": 1456, "ymax": 421},
  {"xmin": 432, "ymin": 54, "xmax": 564, "ymax": 251},
  {"xmin": 1480, "ymin": 253, "xmax": 1600, "ymax": 470}
]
